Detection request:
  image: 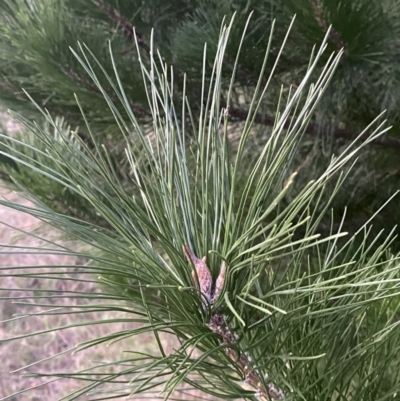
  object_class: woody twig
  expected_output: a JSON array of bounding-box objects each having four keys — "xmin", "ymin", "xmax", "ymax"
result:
[{"xmin": 183, "ymin": 245, "xmax": 284, "ymax": 400}]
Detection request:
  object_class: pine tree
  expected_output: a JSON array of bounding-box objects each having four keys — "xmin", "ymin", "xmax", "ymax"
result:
[
  {"xmin": 1, "ymin": 0, "xmax": 400, "ymax": 244},
  {"xmin": 0, "ymin": 11, "xmax": 400, "ymax": 401}
]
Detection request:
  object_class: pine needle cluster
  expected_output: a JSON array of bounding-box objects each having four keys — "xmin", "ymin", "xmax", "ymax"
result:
[{"xmin": 0, "ymin": 15, "xmax": 399, "ymax": 400}]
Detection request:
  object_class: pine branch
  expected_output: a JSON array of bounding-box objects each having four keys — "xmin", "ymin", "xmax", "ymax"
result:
[
  {"xmin": 310, "ymin": 0, "xmax": 346, "ymax": 53},
  {"xmin": 2, "ymin": 16, "xmax": 400, "ymax": 401},
  {"xmin": 226, "ymin": 104, "xmax": 400, "ymax": 152},
  {"xmin": 209, "ymin": 313, "xmax": 284, "ymax": 400},
  {"xmin": 90, "ymin": 0, "xmax": 150, "ymax": 52},
  {"xmin": 58, "ymin": 64, "xmax": 99, "ymax": 92},
  {"xmin": 58, "ymin": 63, "xmax": 151, "ymax": 119}
]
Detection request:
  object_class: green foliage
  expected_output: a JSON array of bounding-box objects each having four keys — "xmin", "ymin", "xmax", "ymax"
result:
[
  {"xmin": 0, "ymin": 17, "xmax": 400, "ymax": 400},
  {"xmin": 0, "ymin": 116, "xmax": 133, "ymax": 226},
  {"xmin": 2, "ymin": 0, "xmax": 400, "ymax": 129},
  {"xmin": 1, "ymin": 0, "xmax": 400, "ymax": 251}
]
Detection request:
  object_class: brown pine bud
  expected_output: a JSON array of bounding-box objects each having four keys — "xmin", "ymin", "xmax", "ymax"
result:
[
  {"xmin": 183, "ymin": 245, "xmax": 213, "ymax": 303},
  {"xmin": 212, "ymin": 261, "xmax": 226, "ymax": 303}
]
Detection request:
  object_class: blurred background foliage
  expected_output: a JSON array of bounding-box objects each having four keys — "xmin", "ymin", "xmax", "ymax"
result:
[{"xmin": 0, "ymin": 0, "xmax": 399, "ymax": 248}]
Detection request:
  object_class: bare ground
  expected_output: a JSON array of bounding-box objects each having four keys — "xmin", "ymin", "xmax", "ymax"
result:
[{"xmin": 0, "ymin": 187, "xmax": 147, "ymax": 400}]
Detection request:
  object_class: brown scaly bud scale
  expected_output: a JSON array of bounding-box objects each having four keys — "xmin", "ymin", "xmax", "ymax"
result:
[
  {"xmin": 182, "ymin": 246, "xmax": 284, "ymax": 400},
  {"xmin": 183, "ymin": 245, "xmax": 222, "ymax": 304},
  {"xmin": 213, "ymin": 261, "xmax": 226, "ymax": 303}
]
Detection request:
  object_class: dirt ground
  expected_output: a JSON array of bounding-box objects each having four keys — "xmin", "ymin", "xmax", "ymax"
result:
[{"xmin": 0, "ymin": 187, "xmax": 142, "ymax": 400}]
